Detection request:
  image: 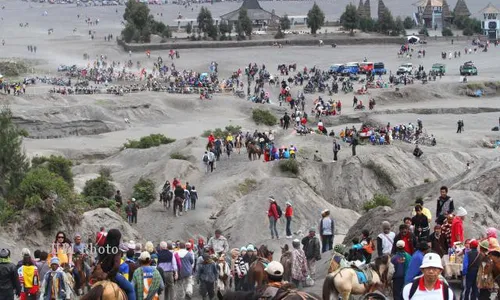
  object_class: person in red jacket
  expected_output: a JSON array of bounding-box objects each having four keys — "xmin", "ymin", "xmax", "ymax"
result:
[
  {"xmin": 451, "ymin": 207, "xmax": 467, "ymax": 246},
  {"xmin": 285, "ymin": 202, "xmax": 293, "ymax": 239},
  {"xmin": 268, "ymin": 196, "xmax": 280, "ymax": 240}
]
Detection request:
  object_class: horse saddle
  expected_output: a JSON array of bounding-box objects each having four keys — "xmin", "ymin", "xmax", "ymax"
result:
[{"xmin": 355, "ymin": 271, "xmax": 368, "ymax": 285}]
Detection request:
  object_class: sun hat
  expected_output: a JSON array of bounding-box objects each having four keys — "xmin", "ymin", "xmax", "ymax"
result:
[
  {"xmin": 132, "ymin": 198, "xmax": 136, "ymax": 202},
  {"xmin": 396, "ymin": 240, "xmax": 406, "ymax": 248},
  {"xmin": 456, "ymin": 207, "xmax": 467, "ymax": 217},
  {"xmin": 470, "ymin": 240, "xmax": 479, "ymax": 249},
  {"xmin": 264, "ymin": 261, "xmax": 284, "ymax": 276},
  {"xmin": 309, "ymin": 227, "xmax": 316, "ymax": 233},
  {"xmin": 247, "ymin": 245, "xmax": 255, "ymax": 252},
  {"xmin": 21, "ymin": 248, "xmax": 31, "ymax": 256},
  {"xmin": 240, "ymin": 247, "xmax": 247, "ymax": 252},
  {"xmin": 269, "ymin": 196, "xmax": 275, "ymax": 201},
  {"xmin": 286, "ymin": 201, "xmax": 292, "ymax": 206},
  {"xmin": 119, "ymin": 243, "xmax": 129, "ymax": 252},
  {"xmin": 128, "ymin": 240, "xmax": 136, "ymax": 250},
  {"xmin": 50, "ymin": 257, "xmax": 60, "ymax": 266},
  {"xmin": 479, "ymin": 240, "xmax": 490, "ymax": 250},
  {"xmin": 138, "ymin": 251, "xmax": 151, "ymax": 261},
  {"xmin": 292, "ymin": 239, "xmax": 300, "ymax": 248},
  {"xmin": 420, "ymin": 253, "xmax": 443, "ymax": 269}
]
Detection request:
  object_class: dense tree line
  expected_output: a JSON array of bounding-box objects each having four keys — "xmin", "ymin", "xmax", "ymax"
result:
[
  {"xmin": 121, "ymin": 0, "xmax": 172, "ymax": 43},
  {"xmin": 340, "ymin": 3, "xmax": 405, "ymax": 36}
]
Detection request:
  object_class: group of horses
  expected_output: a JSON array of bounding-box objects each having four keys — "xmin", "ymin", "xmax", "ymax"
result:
[
  {"xmin": 204, "ymin": 135, "xmax": 263, "ymax": 161},
  {"xmin": 63, "ymin": 241, "xmax": 500, "ymax": 300}
]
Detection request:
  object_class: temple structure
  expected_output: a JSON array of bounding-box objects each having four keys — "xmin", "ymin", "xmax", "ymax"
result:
[
  {"xmin": 414, "ymin": 0, "xmax": 452, "ymax": 29},
  {"xmin": 480, "ymin": 3, "xmax": 500, "ymax": 40},
  {"xmin": 220, "ymin": 0, "xmax": 280, "ymax": 28}
]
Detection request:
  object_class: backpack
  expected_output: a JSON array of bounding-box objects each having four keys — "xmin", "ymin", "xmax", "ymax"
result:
[
  {"xmin": 203, "ymin": 155, "xmax": 209, "ymax": 163},
  {"xmin": 408, "ymin": 278, "xmax": 452, "ymax": 300},
  {"xmin": 276, "ymin": 204, "xmax": 283, "ymax": 218},
  {"xmin": 335, "ymin": 143, "xmax": 341, "ymax": 151}
]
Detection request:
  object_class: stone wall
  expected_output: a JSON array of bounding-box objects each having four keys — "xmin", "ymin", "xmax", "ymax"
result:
[{"xmin": 117, "ymin": 36, "xmax": 406, "ymax": 51}]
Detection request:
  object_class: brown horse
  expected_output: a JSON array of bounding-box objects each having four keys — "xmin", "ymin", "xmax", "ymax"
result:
[
  {"xmin": 247, "ymin": 245, "xmax": 274, "ymax": 288},
  {"xmin": 81, "ymin": 280, "xmax": 127, "ymax": 300},
  {"xmin": 73, "ymin": 254, "xmax": 89, "ymax": 293},
  {"xmin": 322, "ymin": 255, "xmax": 392, "ymax": 300},
  {"xmin": 280, "ymin": 244, "xmax": 292, "ymax": 282},
  {"xmin": 246, "ymin": 143, "xmax": 262, "ymax": 161},
  {"xmin": 487, "ymin": 251, "xmax": 500, "ymax": 298},
  {"xmin": 207, "ymin": 140, "xmax": 214, "ymax": 150}
]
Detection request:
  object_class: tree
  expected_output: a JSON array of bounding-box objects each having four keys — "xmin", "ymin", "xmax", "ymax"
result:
[
  {"xmin": 307, "ymin": 2, "xmax": 325, "ymax": 35},
  {"xmin": 393, "ymin": 16, "xmax": 405, "ymax": 36},
  {"xmin": 377, "ymin": 7, "xmax": 395, "ymax": 34},
  {"xmin": 238, "ymin": 8, "xmax": 253, "ymax": 38},
  {"xmin": 186, "ymin": 22, "xmax": 193, "ymax": 34},
  {"xmin": 31, "ymin": 155, "xmax": 73, "ymax": 188},
  {"xmin": 122, "ymin": 23, "xmax": 138, "ymax": 43},
  {"xmin": 403, "ymin": 16, "xmax": 414, "ymax": 29},
  {"xmin": 18, "ymin": 168, "xmax": 72, "ymax": 209},
  {"xmin": 340, "ymin": 4, "xmax": 358, "ymax": 33},
  {"xmin": 82, "ymin": 176, "xmax": 115, "ymax": 200},
  {"xmin": 219, "ymin": 22, "xmax": 231, "ymax": 39},
  {"xmin": 280, "ymin": 14, "xmax": 291, "ymax": 30},
  {"xmin": 123, "ymin": 0, "xmax": 150, "ymax": 31},
  {"xmin": 197, "ymin": 7, "xmax": 214, "ymax": 34},
  {"xmin": 0, "ymin": 107, "xmax": 29, "ymax": 198},
  {"xmin": 442, "ymin": 27, "xmax": 453, "ymax": 36},
  {"xmin": 132, "ymin": 177, "xmax": 156, "ymax": 206}
]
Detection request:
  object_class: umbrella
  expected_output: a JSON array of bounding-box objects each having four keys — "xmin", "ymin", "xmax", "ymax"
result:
[{"xmin": 407, "ymin": 35, "xmax": 420, "ymax": 43}]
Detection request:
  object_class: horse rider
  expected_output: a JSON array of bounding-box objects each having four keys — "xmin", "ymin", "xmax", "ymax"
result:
[
  {"xmin": 163, "ymin": 180, "xmax": 171, "ymax": 193},
  {"xmin": 257, "ymin": 261, "xmax": 296, "ymax": 299}
]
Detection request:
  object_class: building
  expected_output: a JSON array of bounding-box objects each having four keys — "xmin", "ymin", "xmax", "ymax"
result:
[
  {"xmin": 414, "ymin": 0, "xmax": 452, "ymax": 29},
  {"xmin": 480, "ymin": 3, "xmax": 500, "ymax": 40},
  {"xmin": 453, "ymin": 0, "xmax": 471, "ymax": 18},
  {"xmin": 220, "ymin": 0, "xmax": 280, "ymax": 28}
]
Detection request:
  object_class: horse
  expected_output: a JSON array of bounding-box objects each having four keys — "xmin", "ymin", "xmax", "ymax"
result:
[
  {"xmin": 160, "ymin": 189, "xmax": 173, "ymax": 209},
  {"xmin": 173, "ymin": 196, "xmax": 184, "ymax": 217},
  {"xmin": 247, "ymin": 245, "xmax": 274, "ymax": 288},
  {"xmin": 322, "ymin": 255, "xmax": 392, "ymax": 300},
  {"xmin": 288, "ymin": 63, "xmax": 297, "ymax": 72},
  {"xmin": 223, "ymin": 288, "xmax": 321, "ymax": 300},
  {"xmin": 73, "ymin": 254, "xmax": 89, "ymax": 294},
  {"xmin": 81, "ymin": 280, "xmax": 127, "ymax": 300},
  {"xmin": 487, "ymin": 251, "xmax": 500, "ymax": 296},
  {"xmin": 235, "ymin": 135, "xmax": 242, "ymax": 154},
  {"xmin": 246, "ymin": 142, "xmax": 262, "ymax": 161},
  {"xmin": 206, "ymin": 140, "xmax": 214, "ymax": 150},
  {"xmin": 280, "ymin": 244, "xmax": 293, "ymax": 282}
]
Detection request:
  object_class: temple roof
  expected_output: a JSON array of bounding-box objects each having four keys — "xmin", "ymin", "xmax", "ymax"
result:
[
  {"xmin": 453, "ymin": 0, "xmax": 471, "ymax": 17},
  {"xmin": 220, "ymin": 0, "xmax": 278, "ymax": 21},
  {"xmin": 414, "ymin": 0, "xmax": 442, "ymax": 8},
  {"xmin": 479, "ymin": 2, "xmax": 500, "ymax": 14}
]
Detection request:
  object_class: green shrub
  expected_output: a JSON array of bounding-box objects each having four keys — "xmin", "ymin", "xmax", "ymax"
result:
[
  {"xmin": 98, "ymin": 167, "xmax": 113, "ymax": 180},
  {"xmin": 363, "ymin": 161, "xmax": 396, "ymax": 189},
  {"xmin": 466, "ymin": 82, "xmax": 485, "ymax": 90},
  {"xmin": 17, "ymin": 167, "xmax": 73, "ymax": 209},
  {"xmin": 363, "ymin": 193, "xmax": 393, "ymax": 211},
  {"xmin": 237, "ymin": 178, "xmax": 257, "ymax": 195},
  {"xmin": 82, "ymin": 176, "xmax": 115, "ymax": 199},
  {"xmin": 441, "ymin": 27, "xmax": 453, "ymax": 37},
  {"xmin": 31, "ymin": 155, "xmax": 74, "ymax": 187},
  {"xmin": 416, "ymin": 196, "xmax": 423, "ymax": 202},
  {"xmin": 201, "ymin": 125, "xmax": 242, "ymax": 138},
  {"xmin": 252, "ymin": 109, "xmax": 278, "ymax": 126},
  {"xmin": 278, "ymin": 159, "xmax": 299, "ymax": 175},
  {"xmin": 423, "ymin": 178, "xmax": 431, "ymax": 183},
  {"xmin": 418, "ymin": 27, "xmax": 429, "ymax": 36},
  {"xmin": 123, "ymin": 134, "xmax": 176, "ymax": 149},
  {"xmin": 132, "ymin": 177, "xmax": 156, "ymax": 206},
  {"xmin": 0, "ymin": 198, "xmax": 18, "ymax": 225},
  {"xmin": 170, "ymin": 152, "xmax": 190, "ymax": 160}
]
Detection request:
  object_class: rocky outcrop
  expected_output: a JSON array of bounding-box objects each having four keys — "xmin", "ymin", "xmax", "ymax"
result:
[{"xmin": 76, "ymin": 208, "xmax": 140, "ymax": 243}]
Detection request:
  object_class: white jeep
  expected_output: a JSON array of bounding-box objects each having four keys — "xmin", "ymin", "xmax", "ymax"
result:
[{"xmin": 396, "ymin": 63, "xmax": 413, "ymax": 75}]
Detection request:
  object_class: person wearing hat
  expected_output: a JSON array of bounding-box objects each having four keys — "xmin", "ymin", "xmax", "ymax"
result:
[
  {"xmin": 477, "ymin": 240, "xmax": 495, "ymax": 299},
  {"xmin": 462, "ymin": 239, "xmax": 480, "ymax": 300},
  {"xmin": 451, "ymin": 207, "xmax": 467, "ymax": 246},
  {"xmin": 392, "ymin": 240, "xmax": 412, "ymax": 300},
  {"xmin": 484, "ymin": 227, "xmax": 500, "ymax": 253},
  {"xmin": 157, "ymin": 241, "xmax": 178, "ymax": 300},
  {"xmin": 427, "ymin": 225, "xmax": 448, "ymax": 257},
  {"xmin": 131, "ymin": 198, "xmax": 139, "ymax": 224},
  {"xmin": 285, "ymin": 202, "xmax": 293, "ymax": 239},
  {"xmin": 319, "ymin": 209, "xmax": 335, "ymax": 253},
  {"xmin": 18, "ymin": 250, "xmax": 40, "ymax": 300},
  {"xmin": 177, "ymin": 242, "xmax": 195, "ymax": 299},
  {"xmin": 39, "ymin": 257, "xmax": 71, "ymax": 300},
  {"xmin": 207, "ymin": 229, "xmax": 229, "ymax": 256},
  {"xmin": 301, "ymin": 228, "xmax": 321, "ymax": 278},
  {"xmin": 377, "ymin": 221, "xmax": 396, "ymax": 257},
  {"xmin": 125, "ymin": 200, "xmax": 134, "ymax": 224},
  {"xmin": 118, "ymin": 243, "xmax": 133, "ymax": 281},
  {"xmin": 260, "ymin": 261, "xmax": 294, "ymax": 299},
  {"xmin": 402, "ymin": 253, "xmax": 454, "ymax": 300},
  {"xmin": 197, "ymin": 253, "xmax": 218, "ymax": 300},
  {"xmin": 290, "ymin": 239, "xmax": 308, "ymax": 288},
  {"xmin": 405, "ymin": 241, "xmax": 430, "ymax": 284},
  {"xmin": 0, "ymin": 248, "xmax": 21, "ymax": 299},
  {"xmin": 132, "ymin": 251, "xmax": 163, "ymax": 300},
  {"xmin": 392, "ymin": 224, "xmax": 418, "ymax": 256},
  {"xmin": 267, "ymin": 196, "xmax": 281, "ymax": 240}
]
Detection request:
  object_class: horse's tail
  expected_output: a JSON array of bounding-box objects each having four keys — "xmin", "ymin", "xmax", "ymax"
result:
[
  {"xmin": 81, "ymin": 284, "xmax": 104, "ymax": 300},
  {"xmin": 322, "ymin": 272, "xmax": 338, "ymax": 300}
]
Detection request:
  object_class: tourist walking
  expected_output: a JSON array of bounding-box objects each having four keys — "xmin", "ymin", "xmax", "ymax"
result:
[
  {"xmin": 391, "ymin": 240, "xmax": 412, "ymax": 300},
  {"xmin": 132, "ymin": 251, "xmax": 163, "ymax": 300},
  {"xmin": 319, "ymin": 209, "xmax": 335, "ymax": 253},
  {"xmin": 0, "ymin": 248, "xmax": 21, "ymax": 299},
  {"xmin": 377, "ymin": 221, "xmax": 395, "ymax": 257},
  {"xmin": 131, "ymin": 198, "xmax": 139, "ymax": 224},
  {"xmin": 290, "ymin": 239, "xmax": 308, "ymax": 288},
  {"xmin": 177, "ymin": 242, "xmax": 194, "ymax": 299},
  {"xmin": 267, "ymin": 197, "xmax": 280, "ymax": 240},
  {"xmin": 332, "ymin": 139, "xmax": 340, "ymax": 161},
  {"xmin": 285, "ymin": 202, "xmax": 293, "ymax": 238},
  {"xmin": 157, "ymin": 241, "xmax": 177, "ymax": 300},
  {"xmin": 207, "ymin": 229, "xmax": 229, "ymax": 256},
  {"xmin": 436, "ymin": 186, "xmax": 454, "ymax": 224},
  {"xmin": 301, "ymin": 228, "xmax": 321, "ymax": 278},
  {"xmin": 197, "ymin": 253, "xmax": 218, "ymax": 300}
]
